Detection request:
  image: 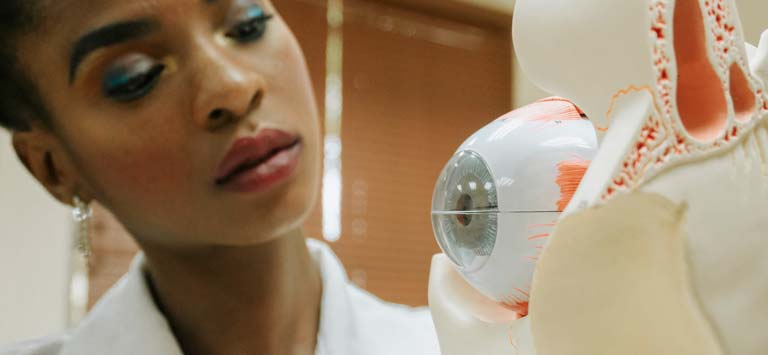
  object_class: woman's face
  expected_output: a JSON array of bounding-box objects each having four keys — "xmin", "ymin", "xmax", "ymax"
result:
[{"xmin": 16, "ymin": 0, "xmax": 321, "ymax": 246}]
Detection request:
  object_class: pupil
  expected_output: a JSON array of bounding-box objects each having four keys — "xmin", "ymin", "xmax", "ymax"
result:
[{"xmin": 455, "ymin": 193, "xmax": 473, "ymax": 226}]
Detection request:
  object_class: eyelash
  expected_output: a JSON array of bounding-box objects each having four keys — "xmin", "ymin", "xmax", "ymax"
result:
[
  {"xmin": 225, "ymin": 7, "xmax": 274, "ymax": 43},
  {"xmin": 103, "ymin": 63, "xmax": 166, "ymax": 102}
]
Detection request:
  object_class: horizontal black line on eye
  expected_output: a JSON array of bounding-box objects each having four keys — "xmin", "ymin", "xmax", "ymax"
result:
[{"xmin": 431, "ymin": 210, "xmax": 561, "ymax": 215}]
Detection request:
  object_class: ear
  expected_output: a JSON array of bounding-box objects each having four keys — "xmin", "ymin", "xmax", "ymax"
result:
[{"xmin": 12, "ymin": 125, "xmax": 87, "ymax": 207}]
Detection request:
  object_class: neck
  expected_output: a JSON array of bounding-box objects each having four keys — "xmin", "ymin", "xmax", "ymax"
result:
[{"xmin": 140, "ymin": 230, "xmax": 323, "ymax": 355}]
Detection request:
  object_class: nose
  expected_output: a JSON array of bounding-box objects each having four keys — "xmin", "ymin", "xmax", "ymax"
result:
[{"xmin": 191, "ymin": 43, "xmax": 265, "ymax": 131}]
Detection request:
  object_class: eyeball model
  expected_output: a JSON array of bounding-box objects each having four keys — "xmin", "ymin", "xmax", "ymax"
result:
[{"xmin": 431, "ymin": 97, "xmax": 598, "ymax": 314}]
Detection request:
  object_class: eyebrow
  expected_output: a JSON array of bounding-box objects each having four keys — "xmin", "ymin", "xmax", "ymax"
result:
[{"xmin": 69, "ymin": 20, "xmax": 159, "ymax": 84}]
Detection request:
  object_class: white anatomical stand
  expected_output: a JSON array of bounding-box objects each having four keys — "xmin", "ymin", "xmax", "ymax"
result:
[{"xmin": 429, "ymin": 0, "xmax": 768, "ymax": 353}]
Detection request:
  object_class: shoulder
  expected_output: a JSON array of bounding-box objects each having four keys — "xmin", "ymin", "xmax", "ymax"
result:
[
  {"xmin": 347, "ymin": 285, "xmax": 441, "ymax": 355},
  {"xmin": 0, "ymin": 335, "xmax": 66, "ymax": 355}
]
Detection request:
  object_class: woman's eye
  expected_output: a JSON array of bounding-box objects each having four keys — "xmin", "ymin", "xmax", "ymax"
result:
[
  {"xmin": 226, "ymin": 5, "xmax": 274, "ymax": 43},
  {"xmin": 102, "ymin": 58, "xmax": 166, "ymax": 102}
]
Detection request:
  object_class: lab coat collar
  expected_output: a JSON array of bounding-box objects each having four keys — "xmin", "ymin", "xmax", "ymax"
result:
[
  {"xmin": 59, "ymin": 254, "xmax": 183, "ymax": 355},
  {"xmin": 59, "ymin": 239, "xmax": 360, "ymax": 355},
  {"xmin": 310, "ymin": 239, "xmax": 360, "ymax": 355}
]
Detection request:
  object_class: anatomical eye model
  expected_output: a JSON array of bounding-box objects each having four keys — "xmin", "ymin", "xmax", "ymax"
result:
[
  {"xmin": 431, "ymin": 97, "xmax": 597, "ymax": 315},
  {"xmin": 429, "ymin": 0, "xmax": 768, "ymax": 354}
]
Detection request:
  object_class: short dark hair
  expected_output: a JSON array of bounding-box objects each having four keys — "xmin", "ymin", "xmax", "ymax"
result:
[{"xmin": 0, "ymin": 1, "xmax": 50, "ymax": 132}]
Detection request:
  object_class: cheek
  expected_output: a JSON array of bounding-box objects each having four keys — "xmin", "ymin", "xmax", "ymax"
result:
[
  {"xmin": 267, "ymin": 22, "xmax": 318, "ymax": 109},
  {"xmin": 81, "ymin": 133, "xmax": 195, "ymax": 208},
  {"xmin": 273, "ymin": 34, "xmax": 321, "ymax": 140}
]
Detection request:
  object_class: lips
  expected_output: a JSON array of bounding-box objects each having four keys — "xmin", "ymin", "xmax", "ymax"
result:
[{"xmin": 215, "ymin": 129, "xmax": 302, "ymax": 189}]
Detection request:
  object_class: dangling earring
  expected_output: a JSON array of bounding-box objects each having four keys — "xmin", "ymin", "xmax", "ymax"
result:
[{"xmin": 72, "ymin": 196, "xmax": 93, "ymax": 257}]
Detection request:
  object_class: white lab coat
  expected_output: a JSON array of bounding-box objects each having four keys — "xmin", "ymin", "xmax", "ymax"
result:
[{"xmin": 1, "ymin": 239, "xmax": 441, "ymax": 355}]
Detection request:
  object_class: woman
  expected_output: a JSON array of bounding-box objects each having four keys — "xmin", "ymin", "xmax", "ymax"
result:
[{"xmin": 0, "ymin": 0, "xmax": 440, "ymax": 354}]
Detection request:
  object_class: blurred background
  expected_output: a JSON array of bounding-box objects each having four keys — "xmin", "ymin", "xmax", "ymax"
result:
[{"xmin": 1, "ymin": 0, "xmax": 767, "ymax": 344}]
